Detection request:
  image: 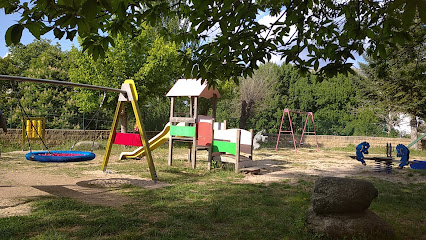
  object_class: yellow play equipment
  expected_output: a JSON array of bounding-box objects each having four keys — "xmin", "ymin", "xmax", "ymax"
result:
[
  {"xmin": 101, "ymin": 79, "xmax": 157, "ymax": 181},
  {"xmin": 22, "ymin": 117, "xmax": 46, "ymax": 150}
]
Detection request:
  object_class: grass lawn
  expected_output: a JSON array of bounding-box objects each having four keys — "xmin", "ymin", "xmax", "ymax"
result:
[{"xmin": 0, "ymin": 142, "xmax": 425, "ymax": 240}]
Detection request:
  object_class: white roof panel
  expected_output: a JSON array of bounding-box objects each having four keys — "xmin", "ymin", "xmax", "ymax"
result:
[{"xmin": 166, "ymin": 79, "xmax": 220, "ymax": 98}]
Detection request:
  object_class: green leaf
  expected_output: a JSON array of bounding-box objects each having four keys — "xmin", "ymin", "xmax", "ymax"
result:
[
  {"xmin": 66, "ymin": 30, "xmax": 77, "ymax": 40},
  {"xmin": 26, "ymin": 22, "xmax": 41, "ymax": 39},
  {"xmin": 81, "ymin": 0, "xmax": 97, "ymax": 20},
  {"xmin": 54, "ymin": 28, "xmax": 65, "ymax": 39},
  {"xmin": 402, "ymin": 0, "xmax": 416, "ymax": 29},
  {"xmin": 5, "ymin": 24, "xmax": 24, "ymax": 46}
]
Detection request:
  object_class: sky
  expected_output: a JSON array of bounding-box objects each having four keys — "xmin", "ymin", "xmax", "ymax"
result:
[
  {"xmin": 0, "ymin": 8, "xmax": 364, "ymax": 67},
  {"xmin": 0, "ymin": 10, "xmax": 79, "ymax": 58}
]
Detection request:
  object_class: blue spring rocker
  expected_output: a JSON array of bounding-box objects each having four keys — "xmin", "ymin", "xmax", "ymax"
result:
[{"xmin": 356, "ymin": 141, "xmax": 370, "ymax": 166}]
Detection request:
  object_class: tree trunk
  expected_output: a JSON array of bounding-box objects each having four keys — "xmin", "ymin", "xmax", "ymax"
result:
[
  {"xmin": 120, "ymin": 104, "xmax": 127, "ymax": 133},
  {"xmin": 410, "ymin": 115, "xmax": 418, "ymax": 150},
  {"xmin": 239, "ymin": 100, "xmax": 254, "ymax": 129}
]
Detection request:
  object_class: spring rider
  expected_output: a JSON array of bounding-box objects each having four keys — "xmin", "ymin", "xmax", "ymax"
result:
[
  {"xmin": 396, "ymin": 144, "xmax": 409, "ymax": 169},
  {"xmin": 356, "ymin": 141, "xmax": 370, "ymax": 166}
]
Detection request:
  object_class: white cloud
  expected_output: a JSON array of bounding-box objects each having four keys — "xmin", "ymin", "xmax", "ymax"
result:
[
  {"xmin": 257, "ymin": 11, "xmax": 297, "ymax": 43},
  {"xmin": 3, "ymin": 52, "xmax": 9, "ymax": 58}
]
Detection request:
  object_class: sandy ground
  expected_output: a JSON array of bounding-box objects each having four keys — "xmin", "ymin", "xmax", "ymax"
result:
[{"xmin": 0, "ymin": 148, "xmax": 424, "ymax": 218}]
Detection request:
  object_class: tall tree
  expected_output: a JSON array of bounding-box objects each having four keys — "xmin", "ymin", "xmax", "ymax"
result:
[
  {"xmin": 2, "ymin": 0, "xmax": 424, "ymax": 82},
  {"xmin": 0, "ymin": 40, "xmax": 79, "ymax": 129},
  {"xmin": 238, "ymin": 63, "xmax": 278, "ymax": 129},
  {"xmin": 68, "ymin": 26, "xmax": 183, "ymax": 131},
  {"xmin": 360, "ymin": 18, "xmax": 425, "ymax": 149}
]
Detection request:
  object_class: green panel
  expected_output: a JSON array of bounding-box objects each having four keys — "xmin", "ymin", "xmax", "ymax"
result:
[
  {"xmin": 212, "ymin": 140, "xmax": 236, "ymax": 155},
  {"xmin": 170, "ymin": 125, "xmax": 195, "ymax": 137}
]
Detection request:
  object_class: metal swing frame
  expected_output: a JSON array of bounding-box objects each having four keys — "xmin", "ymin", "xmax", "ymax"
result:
[
  {"xmin": 275, "ymin": 108, "xmax": 319, "ymax": 153},
  {"xmin": 0, "ymin": 75, "xmax": 157, "ymax": 181}
]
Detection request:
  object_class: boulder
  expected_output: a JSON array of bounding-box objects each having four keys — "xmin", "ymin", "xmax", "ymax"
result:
[
  {"xmin": 306, "ymin": 207, "xmax": 395, "ymax": 240},
  {"xmin": 74, "ymin": 141, "xmax": 100, "ymax": 150},
  {"xmin": 312, "ymin": 177, "xmax": 378, "ymax": 214}
]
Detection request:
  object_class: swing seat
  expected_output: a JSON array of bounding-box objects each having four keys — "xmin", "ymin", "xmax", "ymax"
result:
[
  {"xmin": 114, "ymin": 133, "xmax": 143, "ymax": 146},
  {"xmin": 26, "ymin": 151, "xmax": 95, "ymax": 162}
]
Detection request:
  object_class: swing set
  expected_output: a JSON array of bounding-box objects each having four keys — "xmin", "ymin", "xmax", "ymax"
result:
[
  {"xmin": 275, "ymin": 108, "xmax": 319, "ymax": 152},
  {"xmin": 0, "ymin": 75, "xmax": 157, "ymax": 181}
]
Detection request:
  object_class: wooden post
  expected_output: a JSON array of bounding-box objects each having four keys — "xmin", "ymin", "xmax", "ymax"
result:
[
  {"xmin": 223, "ymin": 120, "xmax": 227, "ymax": 130},
  {"xmin": 235, "ymin": 129, "xmax": 241, "ymax": 173},
  {"xmin": 188, "ymin": 142, "xmax": 192, "ymax": 163},
  {"xmin": 207, "ymin": 119, "xmax": 214, "ymax": 170},
  {"xmin": 212, "ymin": 94, "xmax": 217, "ymax": 119},
  {"xmin": 192, "ymin": 97, "xmax": 198, "ymax": 169},
  {"xmin": 250, "ymin": 129, "xmax": 254, "ymax": 160},
  {"xmin": 190, "ymin": 96, "xmax": 194, "ymax": 118},
  {"xmin": 168, "ymin": 97, "xmax": 175, "ymax": 166}
]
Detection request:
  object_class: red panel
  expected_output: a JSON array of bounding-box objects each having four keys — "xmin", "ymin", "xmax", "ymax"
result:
[
  {"xmin": 114, "ymin": 133, "xmax": 143, "ymax": 146},
  {"xmin": 198, "ymin": 122, "xmax": 212, "ymax": 146}
]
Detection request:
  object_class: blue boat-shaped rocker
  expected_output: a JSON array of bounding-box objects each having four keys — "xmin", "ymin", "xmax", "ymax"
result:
[
  {"xmin": 410, "ymin": 160, "xmax": 426, "ymax": 170},
  {"xmin": 26, "ymin": 151, "xmax": 96, "ymax": 162}
]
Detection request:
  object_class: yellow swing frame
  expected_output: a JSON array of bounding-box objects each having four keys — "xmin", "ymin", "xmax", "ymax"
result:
[{"xmin": 101, "ymin": 80, "xmax": 157, "ymax": 181}]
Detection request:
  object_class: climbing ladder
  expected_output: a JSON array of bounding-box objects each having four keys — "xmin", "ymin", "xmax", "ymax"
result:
[{"xmin": 275, "ymin": 109, "xmax": 319, "ymax": 152}]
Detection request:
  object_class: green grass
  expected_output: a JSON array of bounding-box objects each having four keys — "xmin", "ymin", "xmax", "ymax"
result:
[
  {"xmin": 1, "ymin": 173, "xmax": 424, "ymax": 239},
  {"xmin": 0, "ymin": 142, "xmax": 425, "ymax": 239}
]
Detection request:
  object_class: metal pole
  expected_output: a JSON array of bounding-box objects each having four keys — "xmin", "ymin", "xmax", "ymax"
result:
[{"xmin": 0, "ymin": 75, "xmax": 127, "ymax": 95}]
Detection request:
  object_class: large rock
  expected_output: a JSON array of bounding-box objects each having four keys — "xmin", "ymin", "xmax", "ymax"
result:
[
  {"xmin": 306, "ymin": 207, "xmax": 395, "ymax": 240},
  {"xmin": 74, "ymin": 141, "xmax": 100, "ymax": 150},
  {"xmin": 312, "ymin": 177, "xmax": 378, "ymax": 214}
]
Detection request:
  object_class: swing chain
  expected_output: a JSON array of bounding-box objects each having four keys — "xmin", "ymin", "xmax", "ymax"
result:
[{"xmin": 70, "ymin": 92, "xmax": 107, "ymax": 152}]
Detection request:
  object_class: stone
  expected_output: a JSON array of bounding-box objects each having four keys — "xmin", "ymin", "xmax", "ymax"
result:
[
  {"xmin": 312, "ymin": 177, "xmax": 378, "ymax": 214},
  {"xmin": 306, "ymin": 207, "xmax": 395, "ymax": 240},
  {"xmin": 74, "ymin": 141, "xmax": 100, "ymax": 150}
]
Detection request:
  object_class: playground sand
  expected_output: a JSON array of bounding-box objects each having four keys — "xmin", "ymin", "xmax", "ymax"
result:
[{"xmin": 0, "ymin": 148, "xmax": 424, "ymax": 217}]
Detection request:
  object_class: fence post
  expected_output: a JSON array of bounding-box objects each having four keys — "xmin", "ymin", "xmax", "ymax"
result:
[
  {"xmin": 9, "ymin": 106, "xmax": 13, "ymax": 128},
  {"xmin": 346, "ymin": 121, "xmax": 348, "ymax": 136}
]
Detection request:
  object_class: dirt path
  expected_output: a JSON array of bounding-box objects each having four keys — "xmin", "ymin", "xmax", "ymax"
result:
[
  {"xmin": 0, "ymin": 151, "xmax": 170, "ymax": 218},
  {"xmin": 0, "ymin": 149, "xmax": 424, "ymax": 218},
  {"xmin": 239, "ymin": 149, "xmax": 426, "ymax": 185}
]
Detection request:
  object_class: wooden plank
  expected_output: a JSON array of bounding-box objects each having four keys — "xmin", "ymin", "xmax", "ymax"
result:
[
  {"xmin": 170, "ymin": 125, "xmax": 196, "ymax": 137},
  {"xmin": 212, "ymin": 140, "xmax": 237, "ymax": 155},
  {"xmin": 170, "ymin": 117, "xmax": 195, "ymax": 123}
]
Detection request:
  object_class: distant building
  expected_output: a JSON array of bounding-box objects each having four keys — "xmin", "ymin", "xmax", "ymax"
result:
[{"xmin": 393, "ymin": 114, "xmax": 424, "ymax": 137}]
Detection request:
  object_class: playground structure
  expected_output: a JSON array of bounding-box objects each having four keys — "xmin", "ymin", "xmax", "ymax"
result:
[
  {"xmin": 166, "ymin": 79, "xmax": 254, "ymax": 172},
  {"xmin": 22, "ymin": 117, "xmax": 46, "ymax": 150},
  {"xmin": 351, "ymin": 141, "xmax": 426, "ymax": 172},
  {"xmin": 275, "ymin": 109, "xmax": 319, "ymax": 152},
  {"xmin": 0, "ymin": 75, "xmax": 157, "ymax": 181}
]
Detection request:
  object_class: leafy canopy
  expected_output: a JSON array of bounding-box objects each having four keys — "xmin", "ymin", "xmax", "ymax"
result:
[{"xmin": 1, "ymin": 0, "xmax": 425, "ymax": 83}]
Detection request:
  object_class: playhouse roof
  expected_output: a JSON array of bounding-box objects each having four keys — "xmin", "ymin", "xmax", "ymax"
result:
[{"xmin": 166, "ymin": 79, "xmax": 221, "ymax": 99}]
